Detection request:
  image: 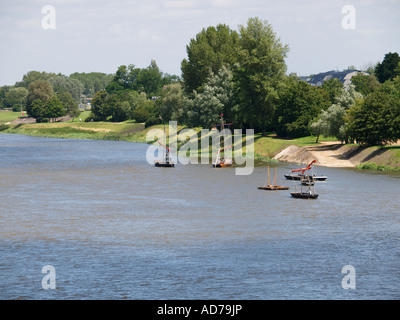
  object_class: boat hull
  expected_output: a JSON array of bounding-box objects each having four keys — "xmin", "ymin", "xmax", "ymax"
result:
[
  {"xmin": 155, "ymin": 162, "xmax": 174, "ymax": 167},
  {"xmin": 290, "ymin": 192, "xmax": 319, "ymax": 199},
  {"xmin": 258, "ymin": 186, "xmax": 289, "ymax": 191},
  {"xmin": 213, "ymin": 164, "xmax": 232, "ymax": 168},
  {"xmin": 285, "ymin": 174, "xmax": 327, "ymax": 181}
]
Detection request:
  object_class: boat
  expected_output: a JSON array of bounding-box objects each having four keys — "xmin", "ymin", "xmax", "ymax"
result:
[
  {"xmin": 258, "ymin": 167, "xmax": 289, "ymax": 190},
  {"xmin": 213, "ymin": 147, "xmax": 233, "ymax": 168},
  {"xmin": 213, "ymin": 114, "xmax": 233, "ymax": 168},
  {"xmin": 290, "ymin": 191, "xmax": 319, "ymax": 199},
  {"xmin": 300, "ymin": 175, "xmax": 315, "ymax": 186},
  {"xmin": 154, "ymin": 140, "xmax": 174, "ymax": 167},
  {"xmin": 284, "ymin": 173, "xmax": 327, "ymax": 181},
  {"xmin": 154, "ymin": 116, "xmax": 175, "ymax": 167},
  {"xmin": 284, "ymin": 160, "xmax": 327, "ymax": 181},
  {"xmin": 289, "ymin": 162, "xmax": 319, "ymax": 199}
]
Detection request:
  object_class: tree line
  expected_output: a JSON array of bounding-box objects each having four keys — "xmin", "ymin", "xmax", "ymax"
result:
[
  {"xmin": 0, "ymin": 71, "xmax": 113, "ymax": 121},
  {"xmin": 1, "ymin": 17, "xmax": 399, "ymax": 146}
]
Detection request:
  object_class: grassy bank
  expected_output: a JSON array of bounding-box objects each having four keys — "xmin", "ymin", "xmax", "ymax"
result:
[
  {"xmin": 0, "ymin": 115, "xmax": 333, "ymax": 160},
  {"xmin": 2, "ymin": 113, "xmax": 400, "ymax": 171}
]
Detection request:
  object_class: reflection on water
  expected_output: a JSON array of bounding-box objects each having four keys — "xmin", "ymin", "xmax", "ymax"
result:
[{"xmin": 0, "ymin": 134, "xmax": 399, "ymax": 299}]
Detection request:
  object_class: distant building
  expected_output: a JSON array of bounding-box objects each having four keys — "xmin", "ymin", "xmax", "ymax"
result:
[{"xmin": 307, "ymin": 70, "xmax": 368, "ymax": 88}]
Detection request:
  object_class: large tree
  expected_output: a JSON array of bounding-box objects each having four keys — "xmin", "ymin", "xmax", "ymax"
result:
[
  {"xmin": 69, "ymin": 72, "xmax": 113, "ymax": 97},
  {"xmin": 26, "ymin": 80, "xmax": 53, "ymax": 119},
  {"xmin": 15, "ymin": 71, "xmax": 56, "ymax": 88},
  {"xmin": 351, "ymin": 73, "xmax": 380, "ymax": 96},
  {"xmin": 3, "ymin": 87, "xmax": 28, "ymax": 111},
  {"xmin": 375, "ymin": 52, "xmax": 400, "ymax": 83},
  {"xmin": 57, "ymin": 91, "xmax": 80, "ymax": 119},
  {"xmin": 274, "ymin": 77, "xmax": 330, "ymax": 138},
  {"xmin": 48, "ymin": 75, "xmax": 84, "ymax": 102},
  {"xmin": 347, "ymin": 78, "xmax": 400, "ymax": 146},
  {"xmin": 310, "ymin": 85, "xmax": 362, "ymax": 143},
  {"xmin": 181, "ymin": 23, "xmax": 239, "ymax": 95},
  {"xmin": 235, "ymin": 17, "xmax": 289, "ymax": 134}
]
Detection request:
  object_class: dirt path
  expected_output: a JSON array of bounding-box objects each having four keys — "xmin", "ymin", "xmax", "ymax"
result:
[
  {"xmin": 304, "ymin": 142, "xmax": 354, "ymax": 168},
  {"xmin": 273, "ymin": 142, "xmax": 355, "ymax": 168}
]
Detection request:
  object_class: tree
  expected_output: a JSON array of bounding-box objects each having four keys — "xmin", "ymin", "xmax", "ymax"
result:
[
  {"xmin": 310, "ymin": 85, "xmax": 362, "ymax": 143},
  {"xmin": 206, "ymin": 65, "xmax": 238, "ymax": 124},
  {"xmin": 57, "ymin": 91, "xmax": 80, "ymax": 119},
  {"xmin": 348, "ymin": 78, "xmax": 400, "ymax": 146},
  {"xmin": 90, "ymin": 90, "xmax": 109, "ymax": 120},
  {"xmin": 69, "ymin": 72, "xmax": 113, "ymax": 97},
  {"xmin": 15, "ymin": 71, "xmax": 56, "ymax": 88},
  {"xmin": 136, "ymin": 60, "xmax": 163, "ymax": 97},
  {"xmin": 26, "ymin": 81, "xmax": 53, "ymax": 119},
  {"xmin": 45, "ymin": 96, "xmax": 65, "ymax": 122},
  {"xmin": 181, "ymin": 24, "xmax": 239, "ymax": 94},
  {"xmin": 48, "ymin": 75, "xmax": 84, "ymax": 102},
  {"xmin": 274, "ymin": 77, "xmax": 330, "ymax": 138},
  {"xmin": 3, "ymin": 87, "xmax": 28, "ymax": 111},
  {"xmin": 111, "ymin": 101, "xmax": 131, "ymax": 122},
  {"xmin": 182, "ymin": 66, "xmax": 238, "ymax": 128},
  {"xmin": 157, "ymin": 83, "xmax": 185, "ymax": 121},
  {"xmin": 311, "ymin": 104, "xmax": 347, "ymax": 142},
  {"xmin": 351, "ymin": 73, "xmax": 380, "ymax": 96},
  {"xmin": 132, "ymin": 100, "xmax": 157, "ymax": 123},
  {"xmin": 29, "ymin": 99, "xmax": 47, "ymax": 122},
  {"xmin": 321, "ymin": 78, "xmax": 343, "ymax": 104},
  {"xmin": 235, "ymin": 17, "xmax": 289, "ymax": 135},
  {"xmin": 375, "ymin": 52, "xmax": 400, "ymax": 83}
]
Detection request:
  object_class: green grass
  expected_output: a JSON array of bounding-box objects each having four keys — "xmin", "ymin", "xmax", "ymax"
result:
[
  {"xmin": 0, "ymin": 111, "xmax": 21, "ymax": 123},
  {"xmin": 3, "ymin": 121, "xmax": 146, "ymax": 141},
  {"xmin": 356, "ymin": 162, "xmax": 400, "ymax": 172},
  {"xmin": 5, "ymin": 119, "xmax": 399, "ymax": 171}
]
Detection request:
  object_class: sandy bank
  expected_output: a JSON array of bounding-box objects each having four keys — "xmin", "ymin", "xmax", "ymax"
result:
[{"xmin": 273, "ymin": 142, "xmax": 399, "ymax": 168}]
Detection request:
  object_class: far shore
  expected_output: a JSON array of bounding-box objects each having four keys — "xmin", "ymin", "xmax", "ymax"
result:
[{"xmin": 1, "ymin": 114, "xmax": 400, "ymax": 172}]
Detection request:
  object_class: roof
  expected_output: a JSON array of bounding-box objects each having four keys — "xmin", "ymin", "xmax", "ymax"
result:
[{"xmin": 307, "ymin": 70, "xmax": 367, "ymax": 88}]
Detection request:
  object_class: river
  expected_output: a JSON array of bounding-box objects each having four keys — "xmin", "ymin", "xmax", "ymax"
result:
[{"xmin": 0, "ymin": 133, "xmax": 399, "ymax": 299}]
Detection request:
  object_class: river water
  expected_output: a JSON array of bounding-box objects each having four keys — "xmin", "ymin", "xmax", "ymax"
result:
[{"xmin": 0, "ymin": 133, "xmax": 399, "ymax": 300}]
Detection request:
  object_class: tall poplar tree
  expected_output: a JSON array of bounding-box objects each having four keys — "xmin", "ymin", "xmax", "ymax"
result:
[{"xmin": 235, "ymin": 17, "xmax": 289, "ymax": 135}]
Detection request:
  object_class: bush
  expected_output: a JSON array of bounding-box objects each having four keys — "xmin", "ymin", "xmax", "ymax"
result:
[
  {"xmin": 145, "ymin": 117, "xmax": 161, "ymax": 128},
  {"xmin": 0, "ymin": 124, "xmax": 9, "ymax": 131},
  {"xmin": 84, "ymin": 113, "xmax": 104, "ymax": 122}
]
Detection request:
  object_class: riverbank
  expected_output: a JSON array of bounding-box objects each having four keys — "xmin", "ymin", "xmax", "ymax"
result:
[{"xmin": 1, "ymin": 114, "xmax": 400, "ymax": 171}]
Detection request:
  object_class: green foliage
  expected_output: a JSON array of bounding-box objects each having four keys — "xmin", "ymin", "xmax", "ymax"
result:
[
  {"xmin": 45, "ymin": 96, "xmax": 66, "ymax": 120},
  {"xmin": 145, "ymin": 117, "xmax": 162, "ymax": 128},
  {"xmin": 357, "ymin": 162, "xmax": 400, "ymax": 172},
  {"xmin": 157, "ymin": 83, "xmax": 184, "ymax": 121},
  {"xmin": 348, "ymin": 79, "xmax": 400, "ymax": 146},
  {"xmin": 90, "ymin": 90, "xmax": 110, "ymax": 121},
  {"xmin": 235, "ymin": 18, "xmax": 289, "ymax": 134},
  {"xmin": 321, "ymin": 78, "xmax": 343, "ymax": 104},
  {"xmin": 181, "ymin": 23, "xmax": 239, "ymax": 95},
  {"xmin": 351, "ymin": 73, "xmax": 380, "ymax": 96},
  {"xmin": 274, "ymin": 77, "xmax": 330, "ymax": 138},
  {"xmin": 57, "ymin": 91, "xmax": 80, "ymax": 118},
  {"xmin": 311, "ymin": 85, "xmax": 362, "ymax": 143},
  {"xmin": 48, "ymin": 75, "xmax": 84, "ymax": 102},
  {"xmin": 69, "ymin": 72, "xmax": 113, "ymax": 97},
  {"xmin": 26, "ymin": 81, "xmax": 54, "ymax": 120},
  {"xmin": 183, "ymin": 65, "xmax": 238, "ymax": 128},
  {"xmin": 132, "ymin": 100, "xmax": 157, "ymax": 123},
  {"xmin": 375, "ymin": 52, "xmax": 400, "ymax": 83},
  {"xmin": 29, "ymin": 99, "xmax": 47, "ymax": 122},
  {"xmin": 106, "ymin": 60, "xmax": 165, "ymax": 97},
  {"xmin": 15, "ymin": 71, "xmax": 56, "ymax": 88},
  {"xmin": 3, "ymin": 87, "xmax": 28, "ymax": 111},
  {"xmin": 0, "ymin": 124, "xmax": 10, "ymax": 131}
]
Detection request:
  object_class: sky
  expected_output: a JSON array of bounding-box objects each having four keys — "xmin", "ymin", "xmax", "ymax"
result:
[{"xmin": 1, "ymin": 0, "xmax": 399, "ymax": 86}]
